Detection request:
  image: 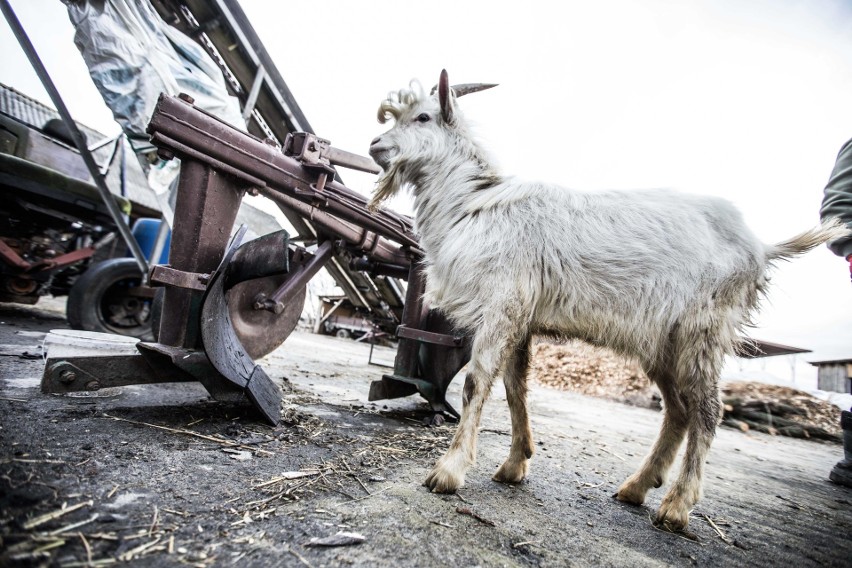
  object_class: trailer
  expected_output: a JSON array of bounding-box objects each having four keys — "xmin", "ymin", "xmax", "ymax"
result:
[{"xmin": 0, "ymin": 82, "xmax": 280, "ymax": 338}]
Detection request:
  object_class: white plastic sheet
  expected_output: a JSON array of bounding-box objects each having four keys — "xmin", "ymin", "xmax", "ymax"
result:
[
  {"xmin": 66, "ymin": 0, "xmax": 244, "ymax": 154},
  {"xmin": 65, "ymin": 0, "xmax": 246, "ymax": 224}
]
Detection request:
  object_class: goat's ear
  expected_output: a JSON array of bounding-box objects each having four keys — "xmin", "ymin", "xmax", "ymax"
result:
[{"xmin": 438, "ymin": 69, "xmax": 455, "ymax": 124}]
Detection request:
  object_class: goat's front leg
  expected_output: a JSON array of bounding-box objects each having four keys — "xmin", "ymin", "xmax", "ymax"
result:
[
  {"xmin": 493, "ymin": 334, "xmax": 534, "ymax": 484},
  {"xmin": 424, "ymin": 326, "xmax": 510, "ymax": 493}
]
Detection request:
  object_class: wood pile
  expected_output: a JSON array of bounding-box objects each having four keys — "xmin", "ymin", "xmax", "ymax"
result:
[
  {"xmin": 529, "ymin": 340, "xmax": 842, "ymax": 442},
  {"xmin": 722, "ymin": 382, "xmax": 841, "ymax": 442}
]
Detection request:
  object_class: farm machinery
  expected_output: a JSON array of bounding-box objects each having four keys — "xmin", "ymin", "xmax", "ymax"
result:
[
  {"xmin": 42, "ymin": 92, "xmax": 471, "ymax": 425},
  {"xmin": 3, "ymin": 0, "xmax": 473, "ymax": 424}
]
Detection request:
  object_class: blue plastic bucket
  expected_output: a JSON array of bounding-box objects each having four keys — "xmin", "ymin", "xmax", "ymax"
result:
[{"xmin": 130, "ymin": 218, "xmax": 170, "ymax": 264}]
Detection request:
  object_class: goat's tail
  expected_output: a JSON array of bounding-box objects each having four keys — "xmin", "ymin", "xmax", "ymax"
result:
[{"xmin": 767, "ymin": 217, "xmax": 851, "ymax": 262}]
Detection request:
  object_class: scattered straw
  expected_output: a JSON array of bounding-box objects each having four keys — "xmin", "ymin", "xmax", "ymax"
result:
[
  {"xmin": 702, "ymin": 514, "xmax": 735, "ymax": 546},
  {"xmin": 102, "ymin": 413, "xmax": 274, "ymax": 456},
  {"xmin": 647, "ymin": 511, "xmax": 704, "ymax": 545},
  {"xmin": 456, "ymin": 507, "xmax": 495, "ymax": 527},
  {"xmin": 79, "ymin": 531, "xmax": 92, "ymax": 565},
  {"xmin": 23, "ymin": 500, "xmax": 93, "ymax": 530}
]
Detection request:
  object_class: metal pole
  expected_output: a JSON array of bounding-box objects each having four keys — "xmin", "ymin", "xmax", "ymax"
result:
[
  {"xmin": 0, "ymin": 0, "xmax": 149, "ymax": 277},
  {"xmin": 148, "ymin": 216, "xmax": 170, "ymax": 267}
]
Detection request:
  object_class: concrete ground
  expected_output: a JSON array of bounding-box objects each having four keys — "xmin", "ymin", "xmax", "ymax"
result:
[{"xmin": 1, "ymin": 299, "xmax": 850, "ymax": 567}]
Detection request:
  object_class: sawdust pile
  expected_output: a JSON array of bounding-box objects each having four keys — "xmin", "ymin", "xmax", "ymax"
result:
[
  {"xmin": 528, "ymin": 340, "xmax": 842, "ymax": 442},
  {"xmin": 528, "ymin": 340, "xmax": 660, "ymax": 409}
]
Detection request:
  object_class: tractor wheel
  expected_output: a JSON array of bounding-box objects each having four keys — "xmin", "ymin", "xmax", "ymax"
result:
[{"xmin": 66, "ymin": 258, "xmax": 154, "ymax": 340}]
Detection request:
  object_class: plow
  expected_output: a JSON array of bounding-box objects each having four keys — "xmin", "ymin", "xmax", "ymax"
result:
[{"xmin": 42, "ymin": 92, "xmax": 471, "ymax": 424}]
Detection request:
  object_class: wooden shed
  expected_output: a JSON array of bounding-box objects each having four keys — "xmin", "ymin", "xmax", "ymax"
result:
[{"xmin": 810, "ymin": 358, "xmax": 852, "ymax": 394}]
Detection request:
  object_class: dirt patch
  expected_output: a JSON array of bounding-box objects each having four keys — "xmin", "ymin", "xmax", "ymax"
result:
[
  {"xmin": 2, "ymin": 304, "xmax": 851, "ymax": 567},
  {"xmin": 0, "ymin": 387, "xmax": 454, "ymax": 566}
]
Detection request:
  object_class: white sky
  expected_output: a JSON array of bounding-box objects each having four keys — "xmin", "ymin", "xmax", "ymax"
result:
[{"xmin": 1, "ymin": 0, "xmax": 851, "ymax": 372}]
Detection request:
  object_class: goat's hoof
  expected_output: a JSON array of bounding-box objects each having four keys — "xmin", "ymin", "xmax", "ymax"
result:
[
  {"xmin": 615, "ymin": 478, "xmax": 648, "ymax": 505},
  {"xmin": 424, "ymin": 466, "xmax": 463, "ymax": 494},
  {"xmin": 492, "ymin": 459, "xmax": 529, "ymax": 484},
  {"xmin": 656, "ymin": 495, "xmax": 691, "ymax": 531}
]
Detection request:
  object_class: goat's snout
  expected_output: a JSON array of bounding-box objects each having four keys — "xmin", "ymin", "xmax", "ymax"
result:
[{"xmin": 369, "ymin": 135, "xmax": 394, "ymax": 168}]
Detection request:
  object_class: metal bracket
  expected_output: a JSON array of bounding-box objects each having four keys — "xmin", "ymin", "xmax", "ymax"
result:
[
  {"xmin": 149, "ymin": 265, "xmax": 210, "ymax": 291},
  {"xmin": 284, "ymin": 132, "xmax": 380, "ymax": 175},
  {"xmin": 255, "ymin": 240, "xmax": 334, "ymax": 314},
  {"xmin": 284, "ymin": 132, "xmax": 337, "ymax": 182},
  {"xmin": 41, "ymin": 354, "xmax": 194, "ymax": 394},
  {"xmin": 396, "ymin": 325, "xmax": 466, "ymax": 347}
]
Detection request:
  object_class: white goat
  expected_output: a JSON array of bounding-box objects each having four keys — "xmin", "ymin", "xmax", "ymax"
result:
[{"xmin": 367, "ymin": 69, "xmax": 848, "ymax": 530}]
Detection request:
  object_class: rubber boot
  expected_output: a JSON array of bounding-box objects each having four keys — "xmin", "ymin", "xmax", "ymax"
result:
[{"xmin": 829, "ymin": 410, "xmax": 852, "ymax": 488}]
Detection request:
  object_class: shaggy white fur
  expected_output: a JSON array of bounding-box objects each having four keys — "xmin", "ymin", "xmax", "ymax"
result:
[{"xmin": 368, "ymin": 69, "xmax": 849, "ymax": 531}]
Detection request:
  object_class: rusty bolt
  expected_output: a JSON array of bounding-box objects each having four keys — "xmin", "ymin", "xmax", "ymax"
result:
[
  {"xmin": 58, "ymin": 370, "xmax": 76, "ymax": 384},
  {"xmin": 178, "ymin": 92, "xmax": 195, "ymax": 104},
  {"xmin": 252, "ymin": 293, "xmax": 268, "ymax": 311},
  {"xmin": 85, "ymin": 380, "xmax": 101, "ymax": 391}
]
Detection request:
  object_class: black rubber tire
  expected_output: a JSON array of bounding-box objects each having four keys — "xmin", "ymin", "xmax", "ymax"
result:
[
  {"xmin": 335, "ymin": 328, "xmax": 351, "ymax": 339},
  {"xmin": 66, "ymin": 258, "xmax": 154, "ymax": 340}
]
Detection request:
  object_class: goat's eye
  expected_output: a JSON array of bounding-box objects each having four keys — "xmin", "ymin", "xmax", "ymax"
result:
[{"xmin": 416, "ymin": 113, "xmax": 431, "ymax": 123}]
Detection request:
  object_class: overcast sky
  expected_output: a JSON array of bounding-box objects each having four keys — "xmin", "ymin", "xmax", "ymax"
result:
[{"xmin": 1, "ymin": 0, "xmax": 851, "ymax": 373}]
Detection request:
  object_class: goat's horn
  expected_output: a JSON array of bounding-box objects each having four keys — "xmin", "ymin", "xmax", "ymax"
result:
[
  {"xmin": 430, "ymin": 83, "xmax": 499, "ymax": 97},
  {"xmin": 452, "ymin": 83, "xmax": 498, "ymax": 97}
]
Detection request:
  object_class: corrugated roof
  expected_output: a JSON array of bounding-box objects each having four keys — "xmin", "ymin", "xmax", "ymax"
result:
[
  {"xmin": 736, "ymin": 339, "xmax": 811, "ymax": 358},
  {"xmin": 0, "ymin": 82, "xmax": 106, "ymax": 143},
  {"xmin": 809, "ymin": 358, "xmax": 852, "ymax": 366}
]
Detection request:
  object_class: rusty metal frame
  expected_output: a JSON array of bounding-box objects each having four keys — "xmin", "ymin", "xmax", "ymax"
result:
[{"xmin": 143, "ymin": 94, "xmax": 471, "ymax": 418}]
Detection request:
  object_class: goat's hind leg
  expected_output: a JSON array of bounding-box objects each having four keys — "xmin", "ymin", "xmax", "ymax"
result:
[
  {"xmin": 493, "ymin": 334, "xmax": 534, "ymax": 484},
  {"xmin": 616, "ymin": 374, "xmax": 688, "ymax": 505},
  {"xmin": 656, "ymin": 391, "xmax": 720, "ymax": 530},
  {"xmin": 656, "ymin": 335, "xmax": 724, "ymax": 530}
]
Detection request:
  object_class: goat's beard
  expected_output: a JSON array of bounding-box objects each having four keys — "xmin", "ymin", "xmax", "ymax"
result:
[{"xmin": 367, "ymin": 160, "xmax": 405, "ymax": 212}]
